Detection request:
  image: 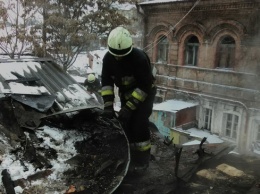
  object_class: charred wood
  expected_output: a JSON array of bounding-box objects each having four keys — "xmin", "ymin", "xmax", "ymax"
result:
[
  {"xmin": 0, "ymin": 99, "xmax": 25, "ymax": 141},
  {"xmin": 36, "ymin": 145, "xmax": 57, "ymax": 160},
  {"xmin": 22, "ymin": 139, "xmax": 38, "ymax": 163},
  {"xmin": 13, "ymin": 178, "xmax": 27, "ymax": 189},
  {"xmin": 36, "ymin": 153, "xmax": 52, "ymax": 169},
  {"xmin": 13, "ymin": 170, "xmax": 53, "ymax": 189},
  {"xmin": 1, "ymin": 169, "xmax": 15, "ymax": 194},
  {"xmin": 19, "ymin": 159, "xmax": 29, "ymax": 172},
  {"xmin": 27, "ymin": 169, "xmax": 53, "ymax": 182},
  {"xmin": 94, "ymin": 159, "xmax": 114, "ymax": 176},
  {"xmin": 28, "ymin": 130, "xmax": 43, "ymax": 144},
  {"xmin": 22, "ymin": 140, "xmax": 46, "ymax": 170},
  {"xmin": 12, "ymin": 101, "xmax": 45, "ymax": 129}
]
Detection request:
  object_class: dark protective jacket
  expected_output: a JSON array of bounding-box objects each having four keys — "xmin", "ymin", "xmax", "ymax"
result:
[
  {"xmin": 101, "ymin": 47, "xmax": 155, "ymax": 111},
  {"xmin": 101, "ymin": 48, "xmax": 156, "ymax": 145}
]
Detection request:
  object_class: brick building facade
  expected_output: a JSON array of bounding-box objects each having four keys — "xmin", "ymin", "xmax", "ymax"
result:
[{"xmin": 138, "ymin": 0, "xmax": 260, "ymax": 155}]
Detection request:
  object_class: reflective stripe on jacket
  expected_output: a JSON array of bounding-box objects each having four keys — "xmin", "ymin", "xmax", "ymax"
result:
[{"xmin": 101, "ymin": 48, "xmax": 155, "ymax": 110}]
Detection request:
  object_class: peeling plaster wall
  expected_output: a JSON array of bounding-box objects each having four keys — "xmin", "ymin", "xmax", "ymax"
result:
[{"xmin": 150, "ymin": 111, "xmax": 174, "ymax": 137}]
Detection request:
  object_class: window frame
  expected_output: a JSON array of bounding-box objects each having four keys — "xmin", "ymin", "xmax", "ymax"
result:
[
  {"xmin": 184, "ymin": 35, "xmax": 199, "ymax": 66},
  {"xmin": 203, "ymin": 108, "xmax": 212, "ymax": 131},
  {"xmin": 156, "ymin": 35, "xmax": 169, "ymax": 63},
  {"xmin": 216, "ymin": 35, "xmax": 236, "ymax": 69},
  {"xmin": 223, "ymin": 113, "xmax": 239, "ymax": 140}
]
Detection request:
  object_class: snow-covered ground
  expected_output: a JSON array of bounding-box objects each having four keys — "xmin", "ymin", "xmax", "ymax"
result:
[{"xmin": 0, "ymin": 126, "xmax": 81, "ymax": 193}]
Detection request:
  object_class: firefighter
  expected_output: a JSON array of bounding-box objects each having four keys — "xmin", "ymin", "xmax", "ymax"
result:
[
  {"xmin": 101, "ymin": 26, "xmax": 156, "ymax": 172},
  {"xmin": 84, "ymin": 73, "xmax": 101, "ymax": 93},
  {"xmin": 84, "ymin": 73, "xmax": 103, "ymax": 104}
]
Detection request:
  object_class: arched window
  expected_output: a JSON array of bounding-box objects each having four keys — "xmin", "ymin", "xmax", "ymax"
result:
[
  {"xmin": 216, "ymin": 36, "xmax": 235, "ymax": 68},
  {"xmin": 156, "ymin": 35, "xmax": 168, "ymax": 63},
  {"xmin": 185, "ymin": 36, "xmax": 199, "ymax": 66}
]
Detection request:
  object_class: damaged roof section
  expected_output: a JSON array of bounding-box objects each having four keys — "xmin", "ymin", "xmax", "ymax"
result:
[
  {"xmin": 0, "ymin": 58, "xmax": 129, "ymax": 193},
  {"xmin": 0, "ymin": 58, "xmax": 101, "ymax": 112}
]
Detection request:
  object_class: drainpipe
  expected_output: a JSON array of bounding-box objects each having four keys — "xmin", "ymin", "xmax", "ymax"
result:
[{"xmin": 242, "ymin": 110, "xmax": 249, "ymax": 154}]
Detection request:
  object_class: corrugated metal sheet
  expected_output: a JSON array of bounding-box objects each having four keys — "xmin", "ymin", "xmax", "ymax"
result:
[{"xmin": 0, "ymin": 58, "xmax": 101, "ymax": 112}]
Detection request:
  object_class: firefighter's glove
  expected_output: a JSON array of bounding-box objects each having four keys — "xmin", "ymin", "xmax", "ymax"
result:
[
  {"xmin": 118, "ymin": 106, "xmax": 132, "ymax": 124},
  {"xmin": 100, "ymin": 109, "xmax": 116, "ymax": 119}
]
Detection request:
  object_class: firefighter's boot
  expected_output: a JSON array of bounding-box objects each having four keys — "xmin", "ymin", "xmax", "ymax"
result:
[{"xmin": 128, "ymin": 140, "xmax": 151, "ymax": 174}]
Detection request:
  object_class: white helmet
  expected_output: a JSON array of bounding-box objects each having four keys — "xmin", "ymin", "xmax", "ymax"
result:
[
  {"xmin": 107, "ymin": 26, "xmax": 133, "ymax": 57},
  {"xmin": 87, "ymin": 74, "xmax": 96, "ymax": 83}
]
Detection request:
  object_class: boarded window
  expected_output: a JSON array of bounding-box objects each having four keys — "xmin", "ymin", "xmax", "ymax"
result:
[
  {"xmin": 185, "ymin": 36, "xmax": 199, "ymax": 66},
  {"xmin": 156, "ymin": 35, "xmax": 168, "ymax": 63},
  {"xmin": 216, "ymin": 36, "xmax": 235, "ymax": 68}
]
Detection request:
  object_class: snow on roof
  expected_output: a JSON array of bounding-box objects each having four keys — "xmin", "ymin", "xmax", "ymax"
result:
[
  {"xmin": 0, "ymin": 58, "xmax": 100, "ymax": 111},
  {"xmin": 112, "ymin": 2, "xmax": 136, "ymax": 10},
  {"xmin": 70, "ymin": 75, "xmax": 86, "ymax": 84},
  {"xmin": 139, "ymin": 0, "xmax": 185, "ymax": 5},
  {"xmin": 153, "ymin": 99, "xmax": 198, "ymax": 113},
  {"xmin": 173, "ymin": 127, "xmax": 224, "ymax": 146},
  {"xmin": 186, "ymin": 128, "xmax": 224, "ymax": 144},
  {"xmin": 0, "ymin": 60, "xmax": 47, "ymax": 95}
]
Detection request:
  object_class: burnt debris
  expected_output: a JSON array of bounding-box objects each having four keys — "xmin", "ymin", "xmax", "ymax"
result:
[
  {"xmin": 0, "ymin": 59, "xmax": 129, "ymax": 194},
  {"xmin": 0, "ymin": 97, "xmax": 129, "ymax": 193}
]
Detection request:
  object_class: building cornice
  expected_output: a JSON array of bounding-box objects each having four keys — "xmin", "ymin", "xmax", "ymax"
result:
[{"xmin": 140, "ymin": 2, "xmax": 260, "ymax": 14}]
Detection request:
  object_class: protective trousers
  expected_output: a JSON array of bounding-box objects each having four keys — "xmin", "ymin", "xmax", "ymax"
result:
[{"xmin": 122, "ymin": 86, "xmax": 156, "ymax": 168}]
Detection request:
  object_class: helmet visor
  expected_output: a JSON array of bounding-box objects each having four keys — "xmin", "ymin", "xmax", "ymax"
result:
[{"xmin": 108, "ymin": 45, "xmax": 133, "ymax": 57}]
